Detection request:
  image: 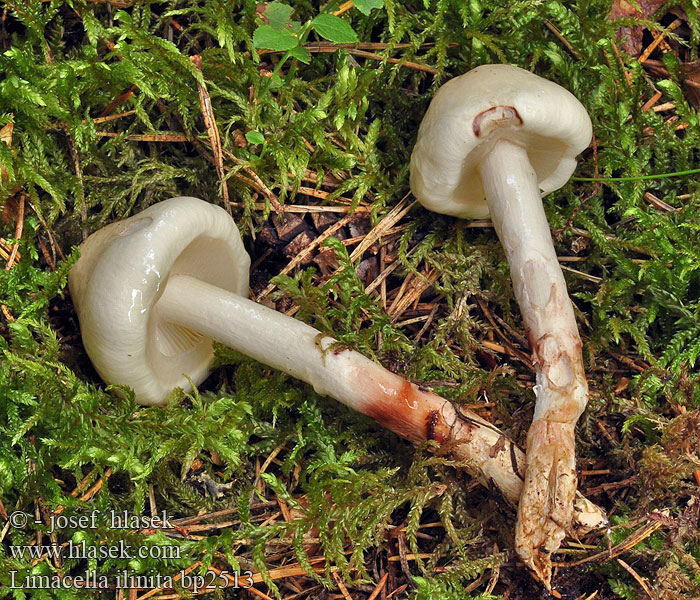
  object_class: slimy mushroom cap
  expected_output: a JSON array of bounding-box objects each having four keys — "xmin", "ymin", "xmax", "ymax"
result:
[{"xmin": 68, "ymin": 196, "xmax": 250, "ymax": 405}]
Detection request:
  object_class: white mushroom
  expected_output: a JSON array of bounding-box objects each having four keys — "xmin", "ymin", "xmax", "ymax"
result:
[
  {"xmin": 69, "ymin": 196, "xmax": 605, "ymax": 540},
  {"xmin": 410, "ymin": 64, "xmax": 596, "ymax": 587}
]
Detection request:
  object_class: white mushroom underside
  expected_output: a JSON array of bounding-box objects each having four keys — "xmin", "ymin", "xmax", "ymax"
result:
[{"xmin": 409, "ymin": 64, "xmax": 592, "ymax": 220}]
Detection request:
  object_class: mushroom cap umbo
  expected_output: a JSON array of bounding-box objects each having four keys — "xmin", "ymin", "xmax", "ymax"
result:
[
  {"xmin": 409, "ymin": 64, "xmax": 592, "ymax": 219},
  {"xmin": 69, "ymin": 196, "xmax": 250, "ymax": 406}
]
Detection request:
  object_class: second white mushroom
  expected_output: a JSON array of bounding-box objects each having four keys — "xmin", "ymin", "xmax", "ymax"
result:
[{"xmin": 410, "ymin": 64, "xmax": 594, "ymax": 587}]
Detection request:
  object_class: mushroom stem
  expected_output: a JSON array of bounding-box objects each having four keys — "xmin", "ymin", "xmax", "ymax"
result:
[
  {"xmin": 478, "ymin": 139, "xmax": 589, "ymax": 586},
  {"xmin": 157, "ymin": 274, "xmax": 601, "ymax": 532}
]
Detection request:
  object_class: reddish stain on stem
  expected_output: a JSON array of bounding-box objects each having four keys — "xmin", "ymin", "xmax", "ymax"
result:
[
  {"xmin": 398, "ymin": 378, "xmax": 414, "ymax": 407},
  {"xmin": 426, "ymin": 410, "xmax": 451, "ymax": 443},
  {"xmin": 363, "ymin": 376, "xmax": 452, "ymax": 445}
]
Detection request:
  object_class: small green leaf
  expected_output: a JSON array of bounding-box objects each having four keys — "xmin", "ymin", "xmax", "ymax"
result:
[
  {"xmin": 245, "ymin": 131, "xmax": 265, "ymax": 145},
  {"xmin": 263, "ymin": 2, "xmax": 295, "ymax": 31},
  {"xmin": 113, "ymin": 9, "xmax": 131, "ymax": 24},
  {"xmin": 252, "ymin": 24, "xmax": 298, "ymax": 51},
  {"xmin": 311, "ymin": 14, "xmax": 358, "ymax": 44},
  {"xmin": 354, "ymin": 0, "xmax": 384, "ymax": 15},
  {"xmin": 288, "ymin": 45, "xmax": 311, "ymax": 64}
]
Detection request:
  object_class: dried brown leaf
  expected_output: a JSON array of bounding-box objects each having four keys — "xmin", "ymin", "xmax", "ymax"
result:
[
  {"xmin": 609, "ymin": 0, "xmax": 670, "ymax": 56},
  {"xmin": 0, "ymin": 120, "xmax": 12, "ymax": 182},
  {"xmin": 680, "ymin": 60, "xmax": 700, "ymax": 107}
]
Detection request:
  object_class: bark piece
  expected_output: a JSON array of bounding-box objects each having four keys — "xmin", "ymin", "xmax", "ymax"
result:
[
  {"xmin": 310, "ymin": 211, "xmax": 338, "ymax": 233},
  {"xmin": 273, "ymin": 212, "xmax": 307, "ymax": 241},
  {"xmin": 284, "ymin": 230, "xmax": 315, "ymax": 264}
]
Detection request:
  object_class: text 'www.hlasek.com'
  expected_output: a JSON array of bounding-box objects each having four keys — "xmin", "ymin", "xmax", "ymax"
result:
[{"xmin": 7, "ymin": 508, "xmax": 254, "ymax": 592}]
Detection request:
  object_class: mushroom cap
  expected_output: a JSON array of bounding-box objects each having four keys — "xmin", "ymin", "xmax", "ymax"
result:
[
  {"xmin": 409, "ymin": 64, "xmax": 592, "ymax": 219},
  {"xmin": 69, "ymin": 196, "xmax": 250, "ymax": 406}
]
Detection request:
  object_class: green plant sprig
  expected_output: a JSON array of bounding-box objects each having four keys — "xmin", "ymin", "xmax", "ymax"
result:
[
  {"xmin": 252, "ymin": 1, "xmax": 385, "ymax": 77},
  {"xmin": 573, "ymin": 167, "xmax": 700, "ymax": 182}
]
